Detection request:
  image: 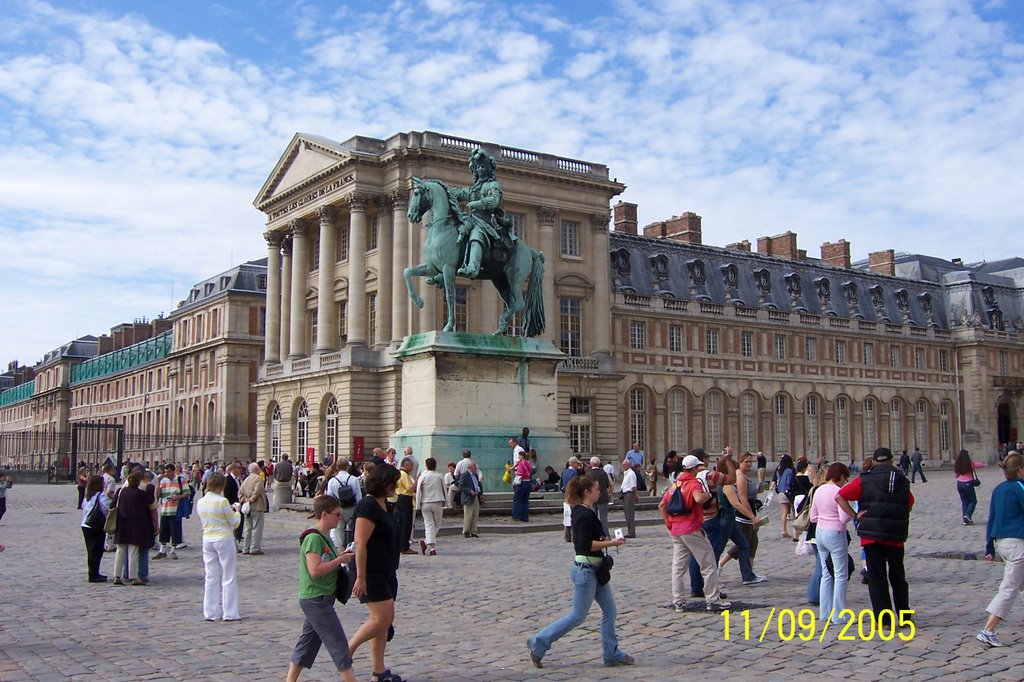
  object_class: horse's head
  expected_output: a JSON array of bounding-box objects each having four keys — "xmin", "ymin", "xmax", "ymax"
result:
[{"xmin": 407, "ymin": 177, "xmax": 430, "ymax": 224}]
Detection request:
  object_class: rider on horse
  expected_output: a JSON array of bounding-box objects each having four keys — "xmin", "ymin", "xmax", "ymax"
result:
[{"xmin": 452, "ymin": 148, "xmax": 516, "ymax": 279}]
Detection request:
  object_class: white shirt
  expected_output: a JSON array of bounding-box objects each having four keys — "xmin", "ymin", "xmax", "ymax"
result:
[
  {"xmin": 326, "ymin": 470, "xmax": 362, "ymax": 505},
  {"xmin": 454, "ymin": 458, "xmax": 473, "ymax": 478},
  {"xmin": 416, "ymin": 470, "xmax": 447, "ymax": 506},
  {"xmin": 620, "ymin": 468, "xmax": 637, "ymax": 493},
  {"xmin": 603, "ymin": 463, "xmax": 615, "ymax": 479}
]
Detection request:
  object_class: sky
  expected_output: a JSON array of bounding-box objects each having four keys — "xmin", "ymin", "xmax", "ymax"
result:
[{"xmin": 1, "ymin": 0, "xmax": 1022, "ymax": 367}]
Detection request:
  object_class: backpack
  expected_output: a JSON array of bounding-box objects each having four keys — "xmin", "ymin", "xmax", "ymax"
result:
[
  {"xmin": 332, "ymin": 473, "xmax": 357, "ymax": 508},
  {"xmin": 666, "ymin": 481, "xmax": 690, "ymax": 516}
]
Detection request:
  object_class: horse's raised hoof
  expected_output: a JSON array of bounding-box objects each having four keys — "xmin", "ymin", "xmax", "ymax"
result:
[
  {"xmin": 412, "ymin": 295, "xmax": 424, "ymax": 309},
  {"xmin": 457, "ymin": 267, "xmax": 479, "ymax": 278}
]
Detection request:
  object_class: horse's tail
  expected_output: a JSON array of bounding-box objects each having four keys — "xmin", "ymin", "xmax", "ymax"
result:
[{"xmin": 523, "ymin": 249, "xmax": 546, "ymax": 337}]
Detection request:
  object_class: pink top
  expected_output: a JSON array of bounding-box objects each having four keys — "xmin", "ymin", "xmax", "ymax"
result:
[
  {"xmin": 954, "ymin": 462, "xmax": 979, "ymax": 483},
  {"xmin": 809, "ymin": 482, "xmax": 852, "ymax": 532},
  {"xmin": 515, "ymin": 460, "xmax": 531, "ymax": 478}
]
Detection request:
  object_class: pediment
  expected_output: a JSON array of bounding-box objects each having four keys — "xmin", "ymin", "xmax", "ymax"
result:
[
  {"xmin": 254, "ymin": 133, "xmax": 350, "ymax": 207},
  {"xmin": 555, "ymin": 273, "xmax": 594, "ymax": 289}
]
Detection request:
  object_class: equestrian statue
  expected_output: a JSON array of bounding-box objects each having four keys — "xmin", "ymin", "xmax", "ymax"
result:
[{"xmin": 405, "ymin": 147, "xmax": 545, "ymax": 337}]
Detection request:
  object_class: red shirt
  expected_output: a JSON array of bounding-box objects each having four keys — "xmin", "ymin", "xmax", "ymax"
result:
[
  {"xmin": 837, "ymin": 476, "xmax": 915, "ymax": 547},
  {"xmin": 662, "ymin": 473, "xmax": 704, "ymax": 536}
]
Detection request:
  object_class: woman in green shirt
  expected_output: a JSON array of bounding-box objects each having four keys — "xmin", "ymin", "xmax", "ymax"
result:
[{"xmin": 286, "ymin": 495, "xmax": 357, "ymax": 682}]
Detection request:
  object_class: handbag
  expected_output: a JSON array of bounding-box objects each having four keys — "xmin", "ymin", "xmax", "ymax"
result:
[
  {"xmin": 240, "ymin": 500, "xmax": 251, "ymax": 515},
  {"xmin": 971, "ymin": 468, "xmax": 982, "ymax": 488},
  {"xmin": 103, "ymin": 490, "xmax": 119, "ymax": 535},
  {"xmin": 85, "ymin": 496, "xmax": 105, "ymax": 529},
  {"xmin": 795, "ymin": 535, "xmax": 816, "ymax": 557},
  {"xmin": 596, "ymin": 552, "xmax": 614, "ymax": 586},
  {"xmin": 792, "ymin": 487, "xmax": 815, "ymax": 532}
]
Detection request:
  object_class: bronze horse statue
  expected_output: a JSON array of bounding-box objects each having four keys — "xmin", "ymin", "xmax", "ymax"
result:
[{"xmin": 405, "ymin": 177, "xmax": 545, "ymax": 336}]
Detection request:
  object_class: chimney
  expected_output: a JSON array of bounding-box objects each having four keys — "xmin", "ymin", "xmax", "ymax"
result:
[
  {"xmin": 613, "ymin": 201, "xmax": 637, "ymax": 235},
  {"xmin": 757, "ymin": 236, "xmax": 773, "ymax": 256},
  {"xmin": 797, "ymin": 249, "xmax": 807, "ymax": 261},
  {"xmin": 820, "ymin": 240, "xmax": 852, "ymax": 268},
  {"xmin": 665, "ymin": 211, "xmax": 702, "ymax": 244},
  {"xmin": 725, "ymin": 240, "xmax": 752, "ymax": 252},
  {"xmin": 98, "ymin": 334, "xmax": 113, "ymax": 355},
  {"xmin": 152, "ymin": 318, "xmax": 173, "ymax": 335},
  {"xmin": 868, "ymin": 249, "xmax": 896, "ymax": 276},
  {"xmin": 111, "ymin": 325, "xmax": 126, "ymax": 351},
  {"xmin": 951, "ymin": 257, "xmax": 963, "ymax": 266},
  {"xmin": 772, "ymin": 231, "xmax": 798, "ymax": 260},
  {"xmin": 132, "ymin": 322, "xmax": 153, "ymax": 343}
]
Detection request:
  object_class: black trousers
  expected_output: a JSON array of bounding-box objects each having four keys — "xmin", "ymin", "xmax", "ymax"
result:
[
  {"xmin": 82, "ymin": 526, "xmax": 105, "ymax": 580},
  {"xmin": 396, "ymin": 495, "xmax": 414, "ymax": 552},
  {"xmin": 77, "ymin": 486, "xmax": 85, "ymax": 510},
  {"xmin": 863, "ymin": 543, "xmax": 909, "ymax": 618}
]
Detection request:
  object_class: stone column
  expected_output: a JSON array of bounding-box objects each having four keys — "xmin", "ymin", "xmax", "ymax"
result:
[
  {"xmin": 375, "ymin": 195, "xmax": 394, "ymax": 347},
  {"xmin": 279, "ymin": 236, "xmax": 292, "ymax": 361},
  {"xmin": 263, "ymin": 231, "xmax": 282, "ymax": 363},
  {"xmin": 288, "ymin": 220, "xmax": 309, "ymax": 359},
  {"xmin": 391, "ymin": 190, "xmax": 409, "ymax": 341},
  {"xmin": 590, "ymin": 213, "xmax": 612, "ymax": 356},
  {"xmin": 314, "ymin": 206, "xmax": 338, "ymax": 353},
  {"xmin": 347, "ymin": 193, "xmax": 369, "ymax": 346},
  {"xmin": 537, "ymin": 207, "xmax": 558, "ymax": 340}
]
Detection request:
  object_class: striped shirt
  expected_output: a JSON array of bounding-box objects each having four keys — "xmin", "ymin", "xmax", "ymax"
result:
[
  {"xmin": 197, "ymin": 492, "xmax": 241, "ymax": 541},
  {"xmin": 158, "ymin": 476, "xmax": 188, "ymax": 516}
]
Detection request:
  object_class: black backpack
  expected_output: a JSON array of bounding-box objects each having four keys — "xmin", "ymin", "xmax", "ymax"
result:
[{"xmin": 333, "ymin": 473, "xmax": 357, "ymax": 508}]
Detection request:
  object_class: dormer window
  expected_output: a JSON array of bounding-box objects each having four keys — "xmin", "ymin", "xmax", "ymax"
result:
[
  {"xmin": 204, "ymin": 283, "xmax": 215, "ymax": 296},
  {"xmin": 220, "ymin": 276, "xmax": 231, "ymax": 290}
]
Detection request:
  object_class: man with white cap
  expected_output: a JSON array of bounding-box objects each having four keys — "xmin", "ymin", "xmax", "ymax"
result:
[{"xmin": 659, "ymin": 454, "xmax": 731, "ymax": 612}]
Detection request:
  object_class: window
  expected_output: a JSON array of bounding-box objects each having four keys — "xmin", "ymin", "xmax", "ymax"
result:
[
  {"xmin": 864, "ymin": 398, "xmax": 878, "ymax": 452},
  {"xmin": 669, "ymin": 324, "xmax": 682, "ymax": 353},
  {"xmin": 915, "ymin": 348, "xmax": 924, "ymax": 370},
  {"xmin": 630, "ymin": 320, "xmax": 646, "ymax": 349},
  {"xmin": 741, "ymin": 331, "xmax": 753, "ymax": 357},
  {"xmin": 706, "ymin": 328, "xmax": 720, "ymax": 355},
  {"xmin": 369, "ymin": 216, "xmax": 379, "ymax": 251},
  {"xmin": 705, "ymin": 391, "xmax": 724, "ymax": 453},
  {"xmin": 628, "ymin": 388, "xmax": 647, "ymax": 449},
  {"xmin": 836, "ymin": 396, "xmax": 850, "ymax": 456},
  {"xmin": 890, "ymin": 400, "xmax": 903, "ymax": 451},
  {"xmin": 310, "ymin": 310, "xmax": 318, "ymax": 349},
  {"xmin": 270, "ymin": 404, "xmax": 281, "ymax": 460},
  {"xmin": 311, "ymin": 239, "xmax": 320, "ymax": 271},
  {"xmin": 835, "ymin": 340, "xmax": 847, "ymax": 364},
  {"xmin": 195, "ymin": 315, "xmax": 203, "ymax": 343},
  {"xmin": 569, "ymin": 397, "xmax": 592, "ymax": 455},
  {"xmin": 509, "ymin": 212, "xmax": 524, "ymax": 239},
  {"xmin": 805, "ymin": 396, "xmax": 820, "ymax": 457},
  {"xmin": 1000, "ymin": 350, "xmax": 1009, "ymax": 376},
  {"xmin": 864, "ymin": 342, "xmax": 875, "ymax": 365},
  {"xmin": 504, "ymin": 309, "xmax": 523, "ymax": 337},
  {"xmin": 890, "ymin": 345, "xmax": 900, "ymax": 368},
  {"xmin": 338, "ymin": 301, "xmax": 348, "ymax": 346},
  {"xmin": 211, "ymin": 308, "xmax": 219, "ymax": 337},
  {"xmin": 324, "ymin": 396, "xmax": 339, "ymax": 460},
  {"xmin": 740, "ymin": 392, "xmax": 757, "ymax": 453},
  {"xmin": 367, "ymin": 293, "xmax": 377, "ymax": 347},
  {"xmin": 805, "ymin": 337, "xmax": 817, "ymax": 361},
  {"xmin": 560, "ymin": 220, "xmax": 579, "ymax": 257},
  {"xmin": 296, "ymin": 400, "xmax": 309, "ymax": 458},
  {"xmin": 559, "ymin": 297, "xmax": 582, "ymax": 357},
  {"xmin": 939, "ymin": 349, "xmax": 949, "ymax": 372},
  {"xmin": 915, "ymin": 400, "xmax": 927, "ymax": 452},
  {"xmin": 454, "ymin": 287, "xmax": 468, "ymax": 332},
  {"xmin": 774, "ymin": 395, "xmax": 789, "ymax": 454},
  {"xmin": 940, "ymin": 402, "xmax": 951, "ymax": 455},
  {"xmin": 775, "ymin": 334, "xmax": 787, "ymax": 360},
  {"xmin": 668, "ymin": 390, "xmax": 687, "ymax": 449},
  {"xmin": 339, "ymin": 225, "xmax": 350, "ymax": 262}
]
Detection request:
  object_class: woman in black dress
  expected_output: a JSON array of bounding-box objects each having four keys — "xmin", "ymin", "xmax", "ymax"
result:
[
  {"xmin": 348, "ymin": 464, "xmax": 403, "ymax": 682},
  {"xmin": 113, "ymin": 471, "xmax": 155, "ymax": 585}
]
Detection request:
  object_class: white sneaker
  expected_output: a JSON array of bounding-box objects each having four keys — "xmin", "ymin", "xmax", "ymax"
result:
[
  {"xmin": 706, "ymin": 599, "xmax": 732, "ymax": 611},
  {"xmin": 977, "ymin": 630, "xmax": 1005, "ymax": 647},
  {"xmin": 173, "ymin": 543, "xmax": 187, "ymax": 549},
  {"xmin": 742, "ymin": 575, "xmax": 768, "ymax": 585}
]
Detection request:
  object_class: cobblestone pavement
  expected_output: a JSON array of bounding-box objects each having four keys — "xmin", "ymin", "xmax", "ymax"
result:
[{"xmin": 2, "ymin": 468, "xmax": 1024, "ymax": 681}]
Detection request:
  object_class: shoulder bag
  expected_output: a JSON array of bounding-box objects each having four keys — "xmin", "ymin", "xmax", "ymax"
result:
[
  {"xmin": 299, "ymin": 528, "xmax": 353, "ymax": 604},
  {"xmin": 103, "ymin": 489, "xmax": 120, "ymax": 535},
  {"xmin": 85, "ymin": 495, "xmax": 105, "ymax": 529},
  {"xmin": 971, "ymin": 467, "xmax": 982, "ymax": 488}
]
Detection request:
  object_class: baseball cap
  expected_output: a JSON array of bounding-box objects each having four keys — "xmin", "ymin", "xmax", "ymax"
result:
[
  {"xmin": 872, "ymin": 447, "xmax": 893, "ymax": 461},
  {"xmin": 681, "ymin": 455, "xmax": 704, "ymax": 469}
]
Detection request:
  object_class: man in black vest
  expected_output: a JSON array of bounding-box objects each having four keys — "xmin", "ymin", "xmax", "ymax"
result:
[{"xmin": 836, "ymin": 447, "xmax": 916, "ymax": 625}]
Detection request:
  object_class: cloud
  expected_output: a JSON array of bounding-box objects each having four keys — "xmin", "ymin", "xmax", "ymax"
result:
[{"xmin": 0, "ymin": 0, "xmax": 1022, "ymax": 365}]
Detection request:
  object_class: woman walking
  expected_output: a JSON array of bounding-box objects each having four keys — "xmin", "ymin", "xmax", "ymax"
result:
[
  {"xmin": 113, "ymin": 471, "xmax": 154, "ymax": 586},
  {"xmin": 76, "ymin": 466, "xmax": 89, "ymax": 509},
  {"xmin": 286, "ymin": 495, "xmax": 357, "ymax": 681},
  {"xmin": 954, "ymin": 449, "xmax": 980, "ymax": 525},
  {"xmin": 395, "ymin": 457, "xmax": 417, "ymax": 555},
  {"xmin": 197, "ymin": 472, "xmax": 242, "ymax": 622},
  {"xmin": 527, "ymin": 476, "xmax": 634, "ymax": 669},
  {"xmin": 415, "ymin": 458, "xmax": 446, "ymax": 555},
  {"xmin": 809, "ymin": 463, "xmax": 853, "ymax": 624},
  {"xmin": 511, "ymin": 445, "xmax": 533, "ymax": 522},
  {"xmin": 772, "ymin": 455, "xmax": 796, "ymax": 539},
  {"xmin": 80, "ymin": 474, "xmax": 110, "ymax": 582},
  {"xmin": 977, "ymin": 453, "xmax": 1024, "ymax": 647},
  {"xmin": 348, "ymin": 464, "xmax": 404, "ymax": 682}
]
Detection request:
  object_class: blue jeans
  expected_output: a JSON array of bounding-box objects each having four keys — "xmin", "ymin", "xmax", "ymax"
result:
[
  {"xmin": 807, "ymin": 550, "xmax": 822, "ymax": 603},
  {"xmin": 816, "ymin": 529, "xmax": 850, "ymax": 623},
  {"xmin": 512, "ymin": 481, "xmax": 532, "ymax": 521},
  {"xmin": 956, "ymin": 481, "xmax": 977, "ymax": 519},
  {"xmin": 689, "ymin": 515, "xmax": 722, "ymax": 594},
  {"xmin": 529, "ymin": 564, "xmax": 627, "ymax": 665},
  {"xmin": 137, "ymin": 544, "xmax": 150, "ymax": 579}
]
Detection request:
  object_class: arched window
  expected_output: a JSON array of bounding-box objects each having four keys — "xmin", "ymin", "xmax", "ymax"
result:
[
  {"xmin": 915, "ymin": 400, "xmax": 928, "ymax": 453},
  {"xmin": 177, "ymin": 405, "xmax": 185, "ymax": 439},
  {"xmin": 191, "ymin": 403, "xmax": 199, "ymax": 438},
  {"xmin": 705, "ymin": 391, "xmax": 724, "ymax": 453},
  {"xmin": 805, "ymin": 395, "xmax": 820, "ymax": 458},
  {"xmin": 864, "ymin": 398, "xmax": 877, "ymax": 452},
  {"xmin": 940, "ymin": 402, "xmax": 952, "ymax": 456},
  {"xmin": 296, "ymin": 400, "xmax": 309, "ymax": 459},
  {"xmin": 740, "ymin": 392, "xmax": 758, "ymax": 454},
  {"xmin": 835, "ymin": 396, "xmax": 850, "ymax": 457},
  {"xmin": 270, "ymin": 404, "xmax": 281, "ymax": 460},
  {"xmin": 207, "ymin": 400, "xmax": 216, "ymax": 438},
  {"xmin": 324, "ymin": 396, "xmax": 339, "ymax": 460},
  {"xmin": 774, "ymin": 395, "xmax": 790, "ymax": 454},
  {"xmin": 668, "ymin": 389, "xmax": 687, "ymax": 451},
  {"xmin": 628, "ymin": 388, "xmax": 647, "ymax": 449},
  {"xmin": 890, "ymin": 400, "xmax": 903, "ymax": 452}
]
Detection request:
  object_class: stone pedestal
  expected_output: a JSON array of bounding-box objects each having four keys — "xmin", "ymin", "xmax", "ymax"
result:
[{"xmin": 391, "ymin": 331, "xmax": 570, "ymax": 489}]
